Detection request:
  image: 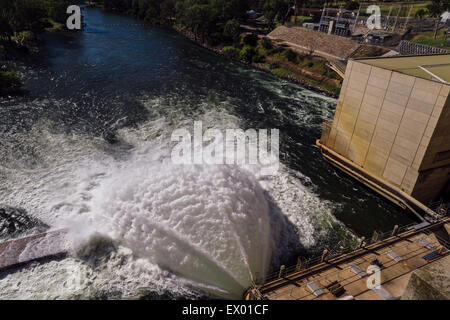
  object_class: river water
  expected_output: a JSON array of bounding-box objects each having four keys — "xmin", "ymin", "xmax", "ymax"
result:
[{"xmin": 0, "ymin": 8, "xmax": 414, "ymax": 299}]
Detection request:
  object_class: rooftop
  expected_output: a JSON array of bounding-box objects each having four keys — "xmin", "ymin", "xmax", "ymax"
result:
[
  {"xmin": 268, "ymin": 26, "xmax": 360, "ymax": 60},
  {"xmin": 356, "ymin": 54, "xmax": 450, "ymax": 84}
]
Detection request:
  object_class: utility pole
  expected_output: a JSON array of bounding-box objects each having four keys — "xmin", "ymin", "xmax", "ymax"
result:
[
  {"xmin": 393, "ymin": 6, "xmax": 402, "ymax": 32},
  {"xmin": 404, "ymin": 5, "xmax": 413, "ymax": 30},
  {"xmin": 320, "ymin": 3, "xmax": 326, "ymax": 32},
  {"xmin": 353, "ymin": 4, "xmax": 361, "ymax": 34},
  {"xmin": 294, "ymin": 1, "xmax": 298, "ymax": 24},
  {"xmin": 385, "ymin": 6, "xmax": 393, "ymax": 30}
]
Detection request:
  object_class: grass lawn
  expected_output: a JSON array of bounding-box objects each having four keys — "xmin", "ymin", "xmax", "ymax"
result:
[
  {"xmin": 289, "ymin": 15, "xmax": 313, "ymax": 23},
  {"xmin": 407, "ymin": 28, "xmax": 450, "ymax": 50},
  {"xmin": 46, "ymin": 19, "xmax": 65, "ymax": 32}
]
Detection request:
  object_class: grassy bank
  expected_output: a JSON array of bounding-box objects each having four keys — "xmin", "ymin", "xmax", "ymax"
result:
[
  {"xmin": 407, "ymin": 28, "xmax": 450, "ymax": 50},
  {"xmin": 221, "ymin": 35, "xmax": 342, "ymax": 97},
  {"xmin": 0, "ymin": 17, "xmax": 70, "ymax": 97}
]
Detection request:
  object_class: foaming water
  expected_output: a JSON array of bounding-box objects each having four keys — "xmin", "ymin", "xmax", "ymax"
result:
[{"xmin": 84, "ymin": 163, "xmax": 272, "ymax": 298}]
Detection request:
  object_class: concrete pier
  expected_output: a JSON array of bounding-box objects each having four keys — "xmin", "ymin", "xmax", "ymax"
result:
[{"xmin": 0, "ymin": 229, "xmax": 69, "ymax": 271}]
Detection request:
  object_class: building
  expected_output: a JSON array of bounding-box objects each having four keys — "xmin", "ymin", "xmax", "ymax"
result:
[
  {"xmin": 318, "ymin": 7, "xmax": 356, "ymax": 37},
  {"xmin": 317, "ymin": 54, "xmax": 450, "ymax": 218}
]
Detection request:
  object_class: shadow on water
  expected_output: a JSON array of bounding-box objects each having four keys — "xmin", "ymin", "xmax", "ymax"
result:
[
  {"xmin": 263, "ymin": 190, "xmax": 306, "ymax": 269},
  {"xmin": 0, "ymin": 253, "xmax": 68, "ymax": 282},
  {"xmin": 0, "ymin": 207, "xmax": 49, "ymax": 241}
]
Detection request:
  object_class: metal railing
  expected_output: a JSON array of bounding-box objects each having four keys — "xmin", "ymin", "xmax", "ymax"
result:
[
  {"xmin": 260, "ymin": 231, "xmax": 446, "ymax": 300},
  {"xmin": 253, "ymin": 215, "xmax": 449, "ymax": 286}
]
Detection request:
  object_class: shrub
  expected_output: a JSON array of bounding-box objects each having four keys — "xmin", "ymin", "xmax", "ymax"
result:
[
  {"xmin": 223, "ymin": 46, "xmax": 240, "ymax": 59},
  {"xmin": 242, "ymin": 33, "xmax": 258, "ymax": 47},
  {"xmin": 415, "ymin": 8, "xmax": 426, "ymax": 19},
  {"xmin": 252, "ymin": 53, "xmax": 264, "ymax": 63},
  {"xmin": 268, "ymin": 47, "xmax": 284, "ymax": 55},
  {"xmin": 283, "ymin": 49, "xmax": 297, "ymax": 62},
  {"xmin": 223, "ymin": 19, "xmax": 240, "ymax": 41},
  {"xmin": 345, "ymin": 1, "xmax": 360, "ymax": 11},
  {"xmin": 260, "ymin": 37, "xmax": 273, "ymax": 50},
  {"xmin": 0, "ymin": 71, "xmax": 22, "ymax": 94},
  {"xmin": 269, "ymin": 62, "xmax": 279, "ymax": 69},
  {"xmin": 239, "ymin": 45, "xmax": 258, "ymax": 62}
]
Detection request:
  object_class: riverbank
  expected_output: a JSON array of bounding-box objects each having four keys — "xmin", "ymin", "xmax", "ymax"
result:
[
  {"xmin": 175, "ymin": 26, "xmax": 341, "ymax": 98},
  {"xmin": 0, "ymin": 70, "xmax": 22, "ymax": 96},
  {"xmin": 0, "ymin": 44, "xmax": 27, "ymax": 97},
  {"xmin": 0, "ymin": 19, "xmax": 70, "ymax": 97}
]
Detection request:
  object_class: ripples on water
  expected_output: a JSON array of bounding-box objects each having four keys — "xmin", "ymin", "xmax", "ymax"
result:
[{"xmin": 0, "ymin": 8, "xmax": 415, "ymax": 299}]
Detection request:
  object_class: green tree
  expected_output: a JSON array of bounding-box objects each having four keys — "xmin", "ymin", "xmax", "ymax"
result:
[
  {"xmin": 223, "ymin": 18, "xmax": 240, "ymax": 42},
  {"xmin": 0, "ymin": 16, "xmax": 13, "ymax": 42},
  {"xmin": 242, "ymin": 32, "xmax": 258, "ymax": 46},
  {"xmin": 263, "ymin": 0, "xmax": 289, "ymax": 28},
  {"xmin": 0, "ymin": 71, "xmax": 22, "ymax": 94},
  {"xmin": 239, "ymin": 45, "xmax": 258, "ymax": 62},
  {"xmin": 415, "ymin": 8, "xmax": 426, "ymax": 19},
  {"xmin": 0, "ymin": 0, "xmax": 14, "ymax": 41},
  {"xmin": 13, "ymin": 0, "xmax": 47, "ymax": 39},
  {"xmin": 45, "ymin": 0, "xmax": 73, "ymax": 23},
  {"xmin": 427, "ymin": 0, "xmax": 449, "ymax": 39},
  {"xmin": 345, "ymin": 1, "xmax": 359, "ymax": 11}
]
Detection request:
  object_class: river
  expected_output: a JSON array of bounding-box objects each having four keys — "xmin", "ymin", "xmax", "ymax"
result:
[{"xmin": 0, "ymin": 7, "xmax": 414, "ymax": 299}]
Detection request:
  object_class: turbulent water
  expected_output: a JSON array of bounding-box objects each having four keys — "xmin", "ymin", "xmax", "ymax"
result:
[{"xmin": 0, "ymin": 8, "xmax": 415, "ymax": 299}]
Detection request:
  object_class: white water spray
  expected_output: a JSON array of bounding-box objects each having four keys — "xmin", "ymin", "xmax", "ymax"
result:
[{"xmin": 78, "ymin": 161, "xmax": 273, "ymax": 298}]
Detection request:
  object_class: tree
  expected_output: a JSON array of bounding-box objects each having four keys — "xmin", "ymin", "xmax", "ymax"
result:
[
  {"xmin": 0, "ymin": 0, "xmax": 13, "ymax": 41},
  {"xmin": 46, "ymin": 0, "xmax": 74, "ymax": 23},
  {"xmin": 415, "ymin": 8, "xmax": 426, "ymax": 19},
  {"xmin": 263, "ymin": 0, "xmax": 280, "ymax": 28},
  {"xmin": 160, "ymin": 0, "xmax": 176, "ymax": 24},
  {"xmin": 182, "ymin": 3, "xmax": 219, "ymax": 42},
  {"xmin": 13, "ymin": 0, "xmax": 47, "ymax": 40},
  {"xmin": 223, "ymin": 19, "xmax": 240, "ymax": 42},
  {"xmin": 242, "ymin": 32, "xmax": 258, "ymax": 46},
  {"xmin": 345, "ymin": 1, "xmax": 360, "ymax": 11},
  {"xmin": 0, "ymin": 15, "xmax": 13, "ymax": 42},
  {"xmin": 239, "ymin": 45, "xmax": 258, "ymax": 62},
  {"xmin": 427, "ymin": 0, "xmax": 449, "ymax": 39}
]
